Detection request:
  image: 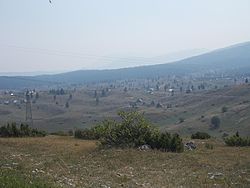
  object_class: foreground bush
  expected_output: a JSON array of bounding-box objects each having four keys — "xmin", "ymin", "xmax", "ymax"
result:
[
  {"xmin": 75, "ymin": 111, "xmax": 184, "ymax": 152},
  {"xmin": 191, "ymin": 132, "xmax": 211, "ymax": 139},
  {"xmin": 0, "ymin": 123, "xmax": 46, "ymax": 137},
  {"xmin": 224, "ymin": 132, "xmax": 250, "ymax": 147}
]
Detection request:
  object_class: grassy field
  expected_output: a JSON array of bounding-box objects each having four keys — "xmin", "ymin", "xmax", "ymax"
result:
[{"xmin": 0, "ymin": 136, "xmax": 250, "ymax": 187}]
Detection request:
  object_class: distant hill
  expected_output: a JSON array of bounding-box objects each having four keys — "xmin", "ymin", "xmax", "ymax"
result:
[
  {"xmin": 0, "ymin": 76, "xmax": 56, "ymax": 90},
  {"xmin": 0, "ymin": 41, "xmax": 250, "ymax": 89},
  {"xmin": 35, "ymin": 41, "xmax": 250, "ymax": 84}
]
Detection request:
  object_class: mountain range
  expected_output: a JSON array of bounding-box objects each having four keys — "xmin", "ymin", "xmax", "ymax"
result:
[{"xmin": 1, "ymin": 41, "xmax": 250, "ymax": 89}]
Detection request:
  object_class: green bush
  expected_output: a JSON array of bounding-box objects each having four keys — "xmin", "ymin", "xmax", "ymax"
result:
[
  {"xmin": 0, "ymin": 123, "xmax": 46, "ymax": 137},
  {"xmin": 51, "ymin": 131, "xmax": 68, "ymax": 136},
  {"xmin": 179, "ymin": 117, "xmax": 185, "ymax": 123},
  {"xmin": 51, "ymin": 130, "xmax": 74, "ymax": 136},
  {"xmin": 224, "ymin": 132, "xmax": 250, "ymax": 147},
  {"xmin": 74, "ymin": 129, "xmax": 96, "ymax": 140},
  {"xmin": 221, "ymin": 106, "xmax": 228, "ymax": 113},
  {"xmin": 210, "ymin": 116, "xmax": 220, "ymax": 129},
  {"xmin": 191, "ymin": 132, "xmax": 211, "ymax": 139},
  {"xmin": 75, "ymin": 111, "xmax": 184, "ymax": 152}
]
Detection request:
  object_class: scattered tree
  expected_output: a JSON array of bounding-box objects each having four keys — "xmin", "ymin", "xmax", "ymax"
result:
[
  {"xmin": 101, "ymin": 89, "xmax": 106, "ymax": 97},
  {"xmin": 0, "ymin": 123, "xmax": 46, "ymax": 137},
  {"xmin": 69, "ymin": 94, "xmax": 72, "ymax": 100},
  {"xmin": 225, "ymin": 132, "xmax": 250, "ymax": 147},
  {"xmin": 65, "ymin": 101, "xmax": 69, "ymax": 108},
  {"xmin": 210, "ymin": 116, "xmax": 221, "ymax": 129},
  {"xmin": 179, "ymin": 117, "xmax": 185, "ymax": 123},
  {"xmin": 96, "ymin": 97, "xmax": 99, "ymax": 105},
  {"xmin": 124, "ymin": 87, "xmax": 128, "ymax": 92},
  {"xmin": 35, "ymin": 92, "xmax": 39, "ymax": 99},
  {"xmin": 221, "ymin": 106, "xmax": 228, "ymax": 113},
  {"xmin": 191, "ymin": 132, "xmax": 211, "ymax": 139}
]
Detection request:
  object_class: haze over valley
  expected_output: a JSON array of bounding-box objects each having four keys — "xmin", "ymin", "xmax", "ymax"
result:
[{"xmin": 0, "ymin": 1, "xmax": 250, "ymax": 188}]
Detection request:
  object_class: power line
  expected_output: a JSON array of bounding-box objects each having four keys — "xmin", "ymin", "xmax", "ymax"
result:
[{"xmin": 0, "ymin": 44, "xmax": 170, "ymax": 65}]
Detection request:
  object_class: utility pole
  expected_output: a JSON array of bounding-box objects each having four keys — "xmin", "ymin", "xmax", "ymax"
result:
[{"xmin": 25, "ymin": 90, "xmax": 33, "ymax": 126}]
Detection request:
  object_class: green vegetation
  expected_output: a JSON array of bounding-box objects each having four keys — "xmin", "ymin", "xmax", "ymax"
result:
[
  {"xmin": 210, "ymin": 116, "xmax": 221, "ymax": 129},
  {"xmin": 221, "ymin": 106, "xmax": 228, "ymax": 113},
  {"xmin": 178, "ymin": 117, "xmax": 185, "ymax": 123},
  {"xmin": 191, "ymin": 132, "xmax": 211, "ymax": 139},
  {"xmin": 49, "ymin": 88, "xmax": 65, "ymax": 95},
  {"xmin": 0, "ymin": 123, "xmax": 46, "ymax": 137},
  {"xmin": 50, "ymin": 130, "xmax": 73, "ymax": 136},
  {"xmin": 224, "ymin": 132, "xmax": 250, "ymax": 146},
  {"xmin": 75, "ymin": 111, "xmax": 184, "ymax": 152},
  {"xmin": 65, "ymin": 101, "xmax": 69, "ymax": 108}
]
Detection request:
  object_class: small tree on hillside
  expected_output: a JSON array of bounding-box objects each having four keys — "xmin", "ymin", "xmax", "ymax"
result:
[
  {"xmin": 65, "ymin": 101, "xmax": 69, "ymax": 108},
  {"xmin": 69, "ymin": 94, "xmax": 72, "ymax": 100},
  {"xmin": 96, "ymin": 97, "xmax": 99, "ymax": 105},
  {"xmin": 221, "ymin": 106, "xmax": 228, "ymax": 113},
  {"xmin": 35, "ymin": 92, "xmax": 39, "ymax": 99},
  {"xmin": 101, "ymin": 89, "xmax": 106, "ymax": 97},
  {"xmin": 164, "ymin": 84, "xmax": 167, "ymax": 92},
  {"xmin": 124, "ymin": 87, "xmax": 128, "ymax": 93},
  {"xmin": 211, "ymin": 116, "xmax": 220, "ymax": 129}
]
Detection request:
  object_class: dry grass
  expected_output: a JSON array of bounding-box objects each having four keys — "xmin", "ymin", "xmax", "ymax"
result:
[
  {"xmin": 1, "ymin": 84, "xmax": 250, "ymax": 136},
  {"xmin": 0, "ymin": 136, "xmax": 250, "ymax": 187}
]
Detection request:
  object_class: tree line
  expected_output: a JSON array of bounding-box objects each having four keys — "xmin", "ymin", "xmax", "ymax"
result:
[
  {"xmin": 224, "ymin": 132, "xmax": 250, "ymax": 147},
  {"xmin": 0, "ymin": 123, "xmax": 46, "ymax": 137}
]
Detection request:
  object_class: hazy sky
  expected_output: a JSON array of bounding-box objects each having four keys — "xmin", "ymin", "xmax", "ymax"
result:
[{"xmin": 0, "ymin": 0, "xmax": 250, "ymax": 73}]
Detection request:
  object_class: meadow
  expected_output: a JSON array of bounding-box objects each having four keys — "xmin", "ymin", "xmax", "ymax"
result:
[{"xmin": 0, "ymin": 136, "xmax": 250, "ymax": 187}]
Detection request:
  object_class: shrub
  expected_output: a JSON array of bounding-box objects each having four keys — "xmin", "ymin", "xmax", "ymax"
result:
[
  {"xmin": 191, "ymin": 132, "xmax": 211, "ymax": 139},
  {"xmin": 179, "ymin": 117, "xmax": 185, "ymax": 123},
  {"xmin": 222, "ymin": 132, "xmax": 229, "ymax": 138},
  {"xmin": 100, "ymin": 111, "xmax": 157, "ymax": 148},
  {"xmin": 221, "ymin": 106, "xmax": 228, "ymax": 113},
  {"xmin": 0, "ymin": 123, "xmax": 46, "ymax": 137},
  {"xmin": 50, "ymin": 130, "xmax": 73, "ymax": 137},
  {"xmin": 210, "ymin": 116, "xmax": 220, "ymax": 129},
  {"xmin": 146, "ymin": 131, "xmax": 184, "ymax": 152},
  {"xmin": 74, "ymin": 129, "xmax": 96, "ymax": 140},
  {"xmin": 169, "ymin": 133, "xmax": 184, "ymax": 152},
  {"xmin": 68, "ymin": 130, "xmax": 74, "ymax": 136},
  {"xmin": 224, "ymin": 132, "xmax": 250, "ymax": 147},
  {"xmin": 75, "ymin": 111, "xmax": 184, "ymax": 152},
  {"xmin": 50, "ymin": 131, "xmax": 69, "ymax": 136}
]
